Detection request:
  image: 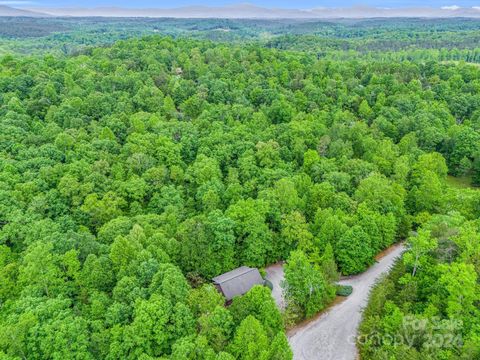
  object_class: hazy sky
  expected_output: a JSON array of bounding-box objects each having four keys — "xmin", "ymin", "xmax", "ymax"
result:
[{"xmin": 6, "ymin": 0, "xmax": 480, "ymax": 8}]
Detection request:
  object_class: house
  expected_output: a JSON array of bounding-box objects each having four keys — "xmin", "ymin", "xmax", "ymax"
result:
[{"xmin": 212, "ymin": 266, "xmax": 264, "ymax": 301}]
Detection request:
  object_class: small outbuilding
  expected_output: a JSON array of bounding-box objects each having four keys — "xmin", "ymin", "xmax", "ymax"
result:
[{"xmin": 212, "ymin": 266, "xmax": 264, "ymax": 301}]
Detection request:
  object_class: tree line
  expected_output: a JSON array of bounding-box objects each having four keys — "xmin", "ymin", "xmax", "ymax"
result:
[{"xmin": 0, "ymin": 35, "xmax": 479, "ymax": 358}]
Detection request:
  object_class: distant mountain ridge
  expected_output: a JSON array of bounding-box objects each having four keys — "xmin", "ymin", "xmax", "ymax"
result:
[
  {"xmin": 3, "ymin": 3, "xmax": 480, "ymax": 18},
  {"xmin": 0, "ymin": 5, "xmax": 50, "ymax": 17}
]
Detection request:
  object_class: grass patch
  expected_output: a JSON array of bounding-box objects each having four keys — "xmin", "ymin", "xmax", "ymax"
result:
[
  {"xmin": 441, "ymin": 61, "xmax": 480, "ymax": 68},
  {"xmin": 446, "ymin": 175, "xmax": 475, "ymax": 189}
]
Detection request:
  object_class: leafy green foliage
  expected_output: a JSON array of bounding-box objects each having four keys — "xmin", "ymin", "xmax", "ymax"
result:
[
  {"xmin": 359, "ymin": 214, "xmax": 480, "ymax": 359},
  {"xmin": 1, "ymin": 22, "xmax": 480, "ymax": 358},
  {"xmin": 283, "ymin": 250, "xmax": 336, "ymax": 318},
  {"xmin": 229, "ymin": 285, "xmax": 283, "ymax": 338}
]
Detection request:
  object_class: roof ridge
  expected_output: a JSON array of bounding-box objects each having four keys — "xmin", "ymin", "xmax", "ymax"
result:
[{"xmin": 212, "ymin": 266, "xmax": 255, "ymax": 283}]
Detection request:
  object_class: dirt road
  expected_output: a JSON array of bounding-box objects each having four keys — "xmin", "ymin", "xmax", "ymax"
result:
[{"xmin": 267, "ymin": 243, "xmax": 405, "ymax": 360}]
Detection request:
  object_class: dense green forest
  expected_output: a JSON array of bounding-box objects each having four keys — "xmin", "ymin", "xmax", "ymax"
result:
[
  {"xmin": 2, "ymin": 17, "xmax": 480, "ymax": 63},
  {"xmin": 0, "ymin": 18, "xmax": 479, "ymax": 360}
]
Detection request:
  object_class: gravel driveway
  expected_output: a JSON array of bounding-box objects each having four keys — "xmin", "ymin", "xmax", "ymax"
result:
[
  {"xmin": 265, "ymin": 262, "xmax": 285, "ymax": 310},
  {"xmin": 266, "ymin": 243, "xmax": 405, "ymax": 360}
]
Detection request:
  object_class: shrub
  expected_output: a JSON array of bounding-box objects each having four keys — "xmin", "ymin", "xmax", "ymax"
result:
[{"xmin": 336, "ymin": 285, "xmax": 353, "ymax": 297}]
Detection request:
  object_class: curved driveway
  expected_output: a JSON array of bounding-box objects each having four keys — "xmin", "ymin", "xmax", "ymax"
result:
[{"xmin": 266, "ymin": 243, "xmax": 405, "ymax": 360}]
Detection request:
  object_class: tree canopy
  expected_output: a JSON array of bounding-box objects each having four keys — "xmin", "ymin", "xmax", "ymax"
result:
[{"xmin": 1, "ymin": 22, "xmax": 480, "ymax": 358}]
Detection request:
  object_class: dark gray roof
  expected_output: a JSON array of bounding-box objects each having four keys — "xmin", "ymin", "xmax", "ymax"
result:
[{"xmin": 212, "ymin": 266, "xmax": 264, "ymax": 300}]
